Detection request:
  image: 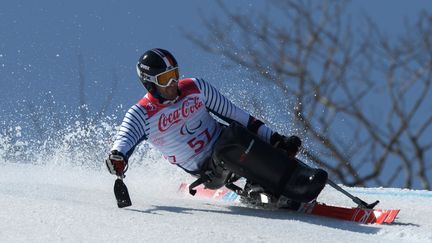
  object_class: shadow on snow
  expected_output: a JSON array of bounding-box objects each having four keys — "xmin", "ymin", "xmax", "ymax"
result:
[{"xmin": 125, "ymin": 203, "xmax": 387, "ymax": 234}]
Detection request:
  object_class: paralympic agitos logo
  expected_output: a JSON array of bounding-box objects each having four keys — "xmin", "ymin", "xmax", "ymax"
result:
[{"xmin": 158, "ymin": 97, "xmax": 204, "ymax": 132}]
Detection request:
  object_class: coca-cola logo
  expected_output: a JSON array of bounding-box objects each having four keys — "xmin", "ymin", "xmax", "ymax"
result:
[{"xmin": 158, "ymin": 97, "xmax": 203, "ymax": 132}]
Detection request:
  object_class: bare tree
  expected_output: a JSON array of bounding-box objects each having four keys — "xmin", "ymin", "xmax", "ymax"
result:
[
  {"xmin": 187, "ymin": 0, "xmax": 432, "ymax": 189},
  {"xmin": 77, "ymin": 53, "xmax": 119, "ymax": 123}
]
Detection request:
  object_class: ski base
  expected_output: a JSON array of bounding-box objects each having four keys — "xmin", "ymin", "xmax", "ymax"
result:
[{"xmin": 178, "ymin": 183, "xmax": 400, "ymax": 224}]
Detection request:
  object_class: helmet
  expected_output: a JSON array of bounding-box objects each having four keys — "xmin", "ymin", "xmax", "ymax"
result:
[{"xmin": 136, "ymin": 48, "xmax": 179, "ymax": 99}]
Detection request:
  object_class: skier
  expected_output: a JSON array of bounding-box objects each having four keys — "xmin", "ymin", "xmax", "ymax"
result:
[{"xmin": 105, "ymin": 48, "xmax": 326, "ymax": 205}]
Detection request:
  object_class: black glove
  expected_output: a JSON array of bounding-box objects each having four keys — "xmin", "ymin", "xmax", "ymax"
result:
[
  {"xmin": 105, "ymin": 150, "xmax": 128, "ymax": 176},
  {"xmin": 271, "ymin": 133, "xmax": 302, "ymax": 158}
]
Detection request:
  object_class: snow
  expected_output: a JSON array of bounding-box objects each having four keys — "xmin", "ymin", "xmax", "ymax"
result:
[{"xmin": 1, "ymin": 163, "xmax": 431, "ymax": 243}]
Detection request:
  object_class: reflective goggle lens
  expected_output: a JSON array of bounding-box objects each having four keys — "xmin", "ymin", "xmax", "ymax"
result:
[{"xmin": 156, "ymin": 68, "xmax": 179, "ymax": 86}]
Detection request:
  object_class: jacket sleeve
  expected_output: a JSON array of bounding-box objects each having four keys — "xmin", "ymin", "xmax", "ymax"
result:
[
  {"xmin": 193, "ymin": 78, "xmax": 274, "ymax": 143},
  {"xmin": 111, "ymin": 104, "xmax": 149, "ymax": 158}
]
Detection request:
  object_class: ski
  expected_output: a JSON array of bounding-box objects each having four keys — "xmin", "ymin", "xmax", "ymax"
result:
[{"xmin": 178, "ymin": 183, "xmax": 400, "ymax": 224}]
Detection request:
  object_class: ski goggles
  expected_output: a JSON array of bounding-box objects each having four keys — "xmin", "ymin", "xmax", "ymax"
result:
[{"xmin": 139, "ymin": 67, "xmax": 180, "ymax": 88}]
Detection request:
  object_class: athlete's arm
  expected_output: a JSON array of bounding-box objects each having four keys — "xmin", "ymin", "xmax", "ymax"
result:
[
  {"xmin": 111, "ymin": 104, "xmax": 149, "ymax": 158},
  {"xmin": 193, "ymin": 78, "xmax": 274, "ymax": 143}
]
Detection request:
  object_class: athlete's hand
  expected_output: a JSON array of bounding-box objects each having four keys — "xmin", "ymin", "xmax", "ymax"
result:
[
  {"xmin": 271, "ymin": 133, "xmax": 302, "ymax": 158},
  {"xmin": 105, "ymin": 151, "xmax": 128, "ymax": 176}
]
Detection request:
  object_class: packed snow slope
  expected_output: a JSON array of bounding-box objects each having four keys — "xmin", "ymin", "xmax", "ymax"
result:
[{"xmin": 1, "ymin": 162, "xmax": 431, "ymax": 243}]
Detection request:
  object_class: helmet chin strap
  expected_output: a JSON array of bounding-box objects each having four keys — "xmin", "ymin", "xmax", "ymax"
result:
[
  {"xmin": 161, "ymin": 95, "xmax": 179, "ymax": 105},
  {"xmin": 158, "ymin": 88, "xmax": 180, "ymax": 104}
]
